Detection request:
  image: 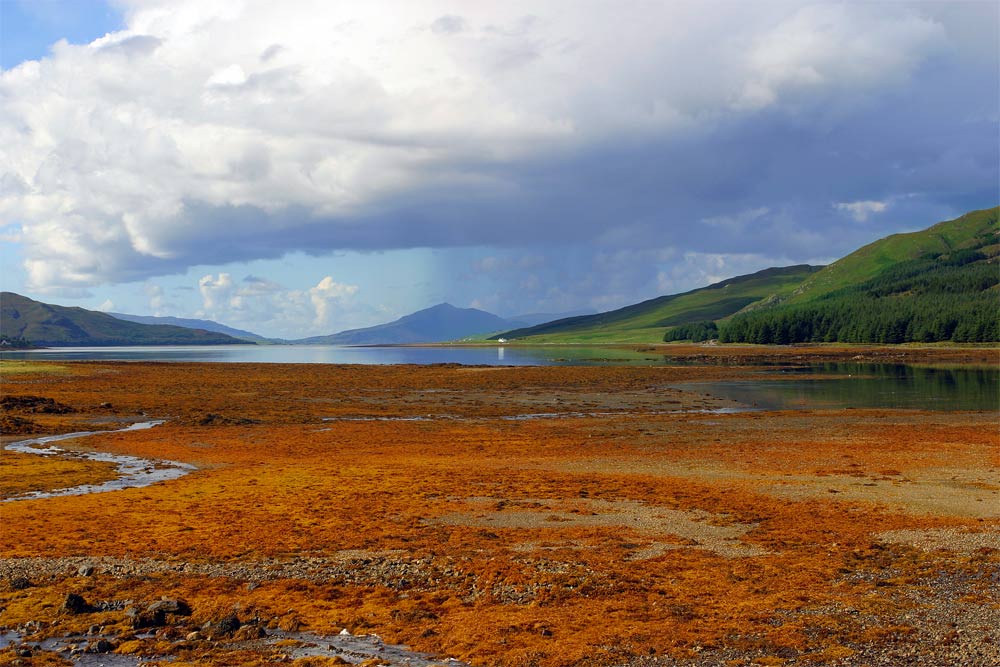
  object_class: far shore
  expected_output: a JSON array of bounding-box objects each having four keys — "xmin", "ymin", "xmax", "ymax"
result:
[{"xmin": 365, "ymin": 340, "xmax": 1000, "ymax": 363}]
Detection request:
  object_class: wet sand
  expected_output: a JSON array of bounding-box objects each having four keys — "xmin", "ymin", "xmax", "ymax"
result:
[{"xmin": 0, "ymin": 354, "xmax": 997, "ymax": 666}]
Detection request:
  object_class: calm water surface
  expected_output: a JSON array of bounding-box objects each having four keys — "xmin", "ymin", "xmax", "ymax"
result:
[
  {"xmin": 2, "ymin": 346, "xmax": 996, "ymax": 411},
  {"xmin": 0, "ymin": 344, "xmax": 667, "ymax": 365},
  {"xmin": 689, "ymin": 363, "xmax": 998, "ymax": 412}
]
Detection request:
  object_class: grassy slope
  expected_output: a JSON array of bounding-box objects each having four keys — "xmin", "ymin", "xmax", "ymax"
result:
[
  {"xmin": 785, "ymin": 207, "xmax": 999, "ymax": 305},
  {"xmin": 494, "ymin": 265, "xmax": 821, "ymax": 344},
  {"xmin": 718, "ymin": 207, "xmax": 1000, "ymax": 344},
  {"xmin": 0, "ymin": 292, "xmax": 247, "ymax": 346}
]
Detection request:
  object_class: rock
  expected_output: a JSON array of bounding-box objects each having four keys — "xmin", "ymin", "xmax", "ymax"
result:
[
  {"xmin": 126, "ymin": 606, "xmax": 162, "ymax": 630},
  {"xmin": 127, "ymin": 597, "xmax": 192, "ymax": 628},
  {"xmin": 206, "ymin": 614, "xmax": 241, "ymax": 637},
  {"xmin": 198, "ymin": 413, "xmax": 261, "ymax": 426},
  {"xmin": 147, "ymin": 598, "xmax": 192, "ymax": 616},
  {"xmin": 234, "ymin": 624, "xmax": 267, "ymax": 640},
  {"xmin": 90, "ymin": 639, "xmax": 115, "ymax": 653},
  {"xmin": 125, "ymin": 606, "xmax": 145, "ymax": 628},
  {"xmin": 77, "ymin": 565, "xmax": 95, "ymax": 577},
  {"xmin": 9, "ymin": 577, "xmax": 31, "ymax": 590},
  {"xmin": 160, "ymin": 626, "xmax": 186, "ymax": 640},
  {"xmin": 62, "ymin": 593, "xmax": 92, "ymax": 614},
  {"xmin": 0, "ymin": 415, "xmax": 40, "ymax": 435},
  {"xmin": 99, "ymin": 402, "xmax": 113, "ymax": 409},
  {"xmin": 0, "ymin": 395, "xmax": 75, "ymax": 414},
  {"xmin": 278, "ymin": 615, "xmax": 302, "ymax": 632},
  {"xmin": 185, "ymin": 631, "xmax": 203, "ymax": 641}
]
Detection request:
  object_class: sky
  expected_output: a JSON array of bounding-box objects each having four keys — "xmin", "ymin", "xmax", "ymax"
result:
[{"xmin": 1, "ymin": 0, "xmax": 997, "ymax": 339}]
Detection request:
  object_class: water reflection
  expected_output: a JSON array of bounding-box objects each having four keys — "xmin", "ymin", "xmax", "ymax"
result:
[
  {"xmin": 686, "ymin": 363, "xmax": 999, "ymax": 412},
  {"xmin": 0, "ymin": 344, "xmax": 669, "ymax": 366}
]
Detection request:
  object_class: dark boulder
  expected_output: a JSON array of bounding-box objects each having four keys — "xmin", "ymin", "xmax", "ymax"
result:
[
  {"xmin": 126, "ymin": 598, "xmax": 192, "ymax": 629},
  {"xmin": 147, "ymin": 598, "xmax": 192, "ymax": 616},
  {"xmin": 88, "ymin": 639, "xmax": 115, "ymax": 653},
  {"xmin": 203, "ymin": 614, "xmax": 241, "ymax": 638},
  {"xmin": 62, "ymin": 593, "xmax": 92, "ymax": 614}
]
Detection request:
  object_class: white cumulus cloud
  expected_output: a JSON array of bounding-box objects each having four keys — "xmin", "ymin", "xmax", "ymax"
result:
[
  {"xmin": 197, "ymin": 272, "xmax": 362, "ymax": 337},
  {"xmin": 308, "ymin": 276, "xmax": 360, "ymax": 329},
  {"xmin": 835, "ymin": 200, "xmax": 890, "ymax": 222}
]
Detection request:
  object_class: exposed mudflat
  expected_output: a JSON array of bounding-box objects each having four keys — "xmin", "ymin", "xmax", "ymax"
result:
[{"xmin": 0, "ymin": 354, "xmax": 997, "ymax": 666}]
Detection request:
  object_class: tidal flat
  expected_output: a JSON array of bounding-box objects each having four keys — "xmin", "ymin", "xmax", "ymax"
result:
[{"xmin": 0, "ymin": 348, "xmax": 997, "ymax": 666}]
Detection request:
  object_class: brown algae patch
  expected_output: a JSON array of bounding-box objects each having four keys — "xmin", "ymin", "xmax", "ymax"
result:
[{"xmin": 0, "ymin": 451, "xmax": 119, "ymax": 499}]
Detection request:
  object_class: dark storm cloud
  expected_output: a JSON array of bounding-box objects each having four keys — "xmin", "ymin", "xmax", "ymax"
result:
[{"xmin": 2, "ymin": 1, "xmax": 996, "ymax": 296}]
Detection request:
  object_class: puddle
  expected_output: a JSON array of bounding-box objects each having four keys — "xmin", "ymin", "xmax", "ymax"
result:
[
  {"xmin": 1, "ymin": 631, "xmax": 151, "ymax": 666},
  {"xmin": 277, "ymin": 628, "xmax": 467, "ymax": 665},
  {"xmin": 0, "ymin": 627, "xmax": 466, "ymax": 666},
  {"xmin": 3, "ymin": 421, "xmax": 194, "ymax": 502}
]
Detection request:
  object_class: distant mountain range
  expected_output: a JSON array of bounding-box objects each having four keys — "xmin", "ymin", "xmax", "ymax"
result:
[
  {"xmin": 291, "ymin": 303, "xmax": 517, "ymax": 345},
  {"xmin": 288, "ymin": 305, "xmax": 598, "ymax": 345},
  {"xmin": 108, "ymin": 313, "xmax": 271, "ymax": 343},
  {"xmin": 0, "ymin": 293, "xmax": 248, "ymax": 346},
  {"xmin": 0, "ymin": 296, "xmax": 594, "ymax": 348}
]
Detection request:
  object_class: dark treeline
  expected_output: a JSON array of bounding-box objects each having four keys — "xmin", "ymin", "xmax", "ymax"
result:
[
  {"xmin": 0, "ymin": 335, "xmax": 33, "ymax": 349},
  {"xmin": 663, "ymin": 321, "xmax": 718, "ymax": 342},
  {"xmin": 717, "ymin": 247, "xmax": 999, "ymax": 344},
  {"xmin": 718, "ymin": 293, "xmax": 998, "ymax": 343}
]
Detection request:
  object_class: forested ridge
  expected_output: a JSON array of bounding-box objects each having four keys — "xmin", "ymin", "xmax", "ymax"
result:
[
  {"xmin": 663, "ymin": 208, "xmax": 999, "ymax": 344},
  {"xmin": 716, "ymin": 237, "xmax": 999, "ymax": 344}
]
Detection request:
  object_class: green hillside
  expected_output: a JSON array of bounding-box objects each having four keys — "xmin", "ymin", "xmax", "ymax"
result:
[
  {"xmin": 0, "ymin": 292, "xmax": 249, "ymax": 346},
  {"xmin": 786, "ymin": 207, "xmax": 999, "ymax": 304},
  {"xmin": 719, "ymin": 207, "xmax": 1000, "ymax": 344},
  {"xmin": 493, "ymin": 265, "xmax": 821, "ymax": 344}
]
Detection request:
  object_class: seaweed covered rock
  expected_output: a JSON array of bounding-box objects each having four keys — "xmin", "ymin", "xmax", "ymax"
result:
[{"xmin": 0, "ymin": 395, "xmax": 75, "ymax": 414}]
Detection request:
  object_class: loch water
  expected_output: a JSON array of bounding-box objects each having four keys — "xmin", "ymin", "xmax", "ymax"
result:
[{"xmin": 2, "ymin": 346, "xmax": 996, "ymax": 411}]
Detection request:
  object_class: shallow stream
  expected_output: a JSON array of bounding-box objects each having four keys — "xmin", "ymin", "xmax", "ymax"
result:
[{"xmin": 2, "ymin": 421, "xmax": 193, "ymax": 502}]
